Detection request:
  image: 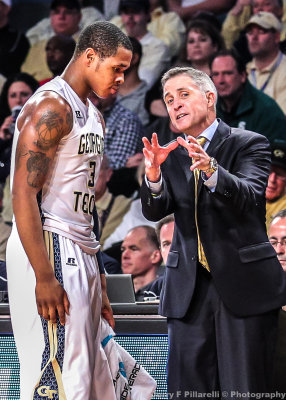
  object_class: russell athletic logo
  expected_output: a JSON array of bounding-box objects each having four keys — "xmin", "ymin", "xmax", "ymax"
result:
[
  {"xmin": 75, "ymin": 110, "xmax": 83, "ymax": 119},
  {"xmin": 37, "ymin": 386, "xmax": 57, "ymax": 398},
  {"xmin": 66, "ymin": 257, "xmax": 77, "ymax": 266}
]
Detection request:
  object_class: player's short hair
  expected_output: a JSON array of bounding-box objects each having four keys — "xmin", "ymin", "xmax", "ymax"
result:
[
  {"xmin": 161, "ymin": 66, "xmax": 217, "ymax": 104},
  {"xmin": 74, "ymin": 21, "xmax": 132, "ymax": 60}
]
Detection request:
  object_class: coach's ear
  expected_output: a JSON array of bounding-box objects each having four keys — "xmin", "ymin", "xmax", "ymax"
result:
[{"xmin": 206, "ymin": 91, "xmax": 216, "ymax": 109}]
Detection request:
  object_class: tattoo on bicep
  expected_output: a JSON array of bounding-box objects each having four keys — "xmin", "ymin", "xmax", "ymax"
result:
[
  {"xmin": 66, "ymin": 111, "xmax": 73, "ymax": 132},
  {"xmin": 26, "ymin": 150, "xmax": 50, "ymax": 188},
  {"xmin": 34, "ymin": 110, "xmax": 66, "ymax": 150}
]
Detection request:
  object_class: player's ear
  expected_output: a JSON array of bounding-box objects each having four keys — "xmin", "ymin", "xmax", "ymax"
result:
[{"xmin": 86, "ymin": 48, "xmax": 96, "ymax": 65}]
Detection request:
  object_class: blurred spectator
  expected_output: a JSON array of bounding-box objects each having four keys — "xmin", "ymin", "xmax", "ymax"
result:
[
  {"xmin": 266, "ymin": 141, "xmax": 286, "ymax": 229},
  {"xmin": 117, "ymin": 37, "xmax": 149, "ymax": 126},
  {"xmin": 246, "ymin": 11, "xmax": 286, "ymax": 113},
  {"xmin": 155, "ymin": 214, "xmax": 175, "ymax": 265},
  {"xmin": 269, "ymin": 209, "xmax": 286, "ymax": 272},
  {"xmin": 111, "ymin": 0, "xmax": 185, "ymax": 59},
  {"xmin": 0, "ymin": 73, "xmax": 39, "ymax": 260},
  {"xmin": 89, "ymin": 92, "xmax": 143, "ymax": 171},
  {"xmin": 121, "ymin": 225, "xmax": 162, "ymax": 300},
  {"xmin": 0, "ymin": 176, "xmax": 11, "ymax": 261},
  {"xmin": 0, "ymin": 73, "xmax": 5, "ymax": 93},
  {"xmin": 167, "ymin": 0, "xmax": 235, "ymax": 22},
  {"xmin": 26, "ymin": 0, "xmax": 104, "ymax": 46},
  {"xmin": 0, "ymin": 0, "xmax": 30, "ymax": 79},
  {"xmin": 211, "ymin": 49, "xmax": 286, "ymax": 142},
  {"xmin": 103, "ymin": 159, "xmax": 156, "ymax": 255},
  {"xmin": 222, "ymin": 0, "xmax": 285, "ymax": 49},
  {"xmin": 94, "ymin": 156, "xmax": 133, "ymax": 247},
  {"xmin": 21, "ymin": 0, "xmax": 82, "ymax": 82},
  {"xmin": 115, "ymin": 0, "xmax": 171, "ymax": 88},
  {"xmin": 268, "ymin": 209, "xmax": 286, "ymax": 393},
  {"xmin": 89, "ymin": 91, "xmax": 144, "ymax": 197},
  {"xmin": 145, "ymin": 17, "xmax": 224, "ymax": 121},
  {"xmin": 177, "ymin": 19, "xmax": 225, "ymax": 75},
  {"xmin": 0, "ymin": 72, "xmax": 39, "ymax": 185},
  {"xmin": 147, "ymin": 214, "xmax": 175, "ymax": 298},
  {"xmin": 39, "ymin": 34, "xmax": 76, "ymax": 86}
]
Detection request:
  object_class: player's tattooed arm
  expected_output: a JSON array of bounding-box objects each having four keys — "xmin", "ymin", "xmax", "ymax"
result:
[
  {"xmin": 33, "ymin": 109, "xmax": 73, "ymax": 150},
  {"xmin": 14, "ymin": 96, "xmax": 73, "ymax": 189}
]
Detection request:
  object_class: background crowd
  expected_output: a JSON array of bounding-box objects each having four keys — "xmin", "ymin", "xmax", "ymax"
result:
[{"xmin": 1, "ymin": 0, "xmax": 286, "ymax": 320}]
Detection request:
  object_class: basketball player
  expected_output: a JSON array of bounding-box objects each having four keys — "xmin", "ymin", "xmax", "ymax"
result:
[{"xmin": 6, "ymin": 22, "xmax": 132, "ymax": 400}]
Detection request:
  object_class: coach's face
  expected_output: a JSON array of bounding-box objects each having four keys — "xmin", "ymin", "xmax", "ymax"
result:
[{"xmin": 163, "ymin": 74, "xmax": 215, "ymax": 137}]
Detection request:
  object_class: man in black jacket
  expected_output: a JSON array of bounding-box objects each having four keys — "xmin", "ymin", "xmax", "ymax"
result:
[{"xmin": 141, "ymin": 66, "xmax": 286, "ymax": 398}]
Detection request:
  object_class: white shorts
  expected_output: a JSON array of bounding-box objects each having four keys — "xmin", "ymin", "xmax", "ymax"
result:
[{"xmin": 6, "ymin": 226, "xmax": 118, "ymax": 400}]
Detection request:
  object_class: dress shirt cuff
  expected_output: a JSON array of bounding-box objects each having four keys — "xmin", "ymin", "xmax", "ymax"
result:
[
  {"xmin": 145, "ymin": 174, "xmax": 163, "ymax": 196},
  {"xmin": 202, "ymin": 169, "xmax": 218, "ymax": 192}
]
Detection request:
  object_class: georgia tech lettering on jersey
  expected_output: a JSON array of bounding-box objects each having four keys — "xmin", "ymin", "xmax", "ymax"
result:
[
  {"xmin": 74, "ymin": 191, "xmax": 95, "ymax": 215},
  {"xmin": 37, "ymin": 386, "xmax": 57, "ymax": 399},
  {"xmin": 78, "ymin": 132, "xmax": 104, "ymax": 155}
]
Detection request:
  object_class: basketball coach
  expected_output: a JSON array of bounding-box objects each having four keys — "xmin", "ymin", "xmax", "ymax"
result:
[{"xmin": 140, "ymin": 66, "xmax": 286, "ymax": 398}]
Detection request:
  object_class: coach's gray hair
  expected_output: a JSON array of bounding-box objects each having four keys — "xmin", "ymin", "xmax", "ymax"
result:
[{"xmin": 161, "ymin": 67, "xmax": 217, "ymax": 106}]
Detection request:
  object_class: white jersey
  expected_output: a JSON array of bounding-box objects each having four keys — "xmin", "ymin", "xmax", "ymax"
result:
[{"xmin": 10, "ymin": 76, "xmax": 104, "ymax": 254}]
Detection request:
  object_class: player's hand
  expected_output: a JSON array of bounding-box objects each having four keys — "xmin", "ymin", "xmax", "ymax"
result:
[
  {"xmin": 142, "ymin": 133, "xmax": 178, "ymax": 182},
  {"xmin": 177, "ymin": 136, "xmax": 211, "ymax": 172},
  {"xmin": 35, "ymin": 276, "xmax": 70, "ymax": 325},
  {"xmin": 101, "ymin": 290, "xmax": 115, "ymax": 329}
]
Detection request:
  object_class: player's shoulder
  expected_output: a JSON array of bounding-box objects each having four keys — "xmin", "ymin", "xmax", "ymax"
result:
[{"xmin": 18, "ymin": 91, "xmax": 73, "ymax": 137}]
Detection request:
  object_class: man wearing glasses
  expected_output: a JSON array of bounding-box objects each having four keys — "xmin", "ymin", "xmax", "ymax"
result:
[
  {"xmin": 269, "ymin": 209, "xmax": 286, "ymax": 392},
  {"xmin": 269, "ymin": 209, "xmax": 286, "ymax": 273},
  {"xmin": 266, "ymin": 140, "xmax": 286, "ymax": 229}
]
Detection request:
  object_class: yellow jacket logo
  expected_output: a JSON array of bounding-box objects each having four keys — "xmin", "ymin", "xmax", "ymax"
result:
[{"xmin": 37, "ymin": 386, "xmax": 57, "ymax": 398}]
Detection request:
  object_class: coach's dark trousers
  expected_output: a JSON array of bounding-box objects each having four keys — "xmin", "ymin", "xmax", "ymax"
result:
[{"xmin": 167, "ymin": 266, "xmax": 279, "ymax": 400}]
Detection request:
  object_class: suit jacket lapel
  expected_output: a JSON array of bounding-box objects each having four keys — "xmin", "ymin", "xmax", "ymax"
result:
[{"xmin": 197, "ymin": 119, "xmax": 231, "ymax": 194}]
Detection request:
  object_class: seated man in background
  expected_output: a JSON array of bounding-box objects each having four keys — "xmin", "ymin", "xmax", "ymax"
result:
[
  {"xmin": 268, "ymin": 209, "xmax": 286, "ymax": 393},
  {"xmin": 211, "ymin": 48, "xmax": 286, "ymax": 143},
  {"xmin": 114, "ymin": 0, "xmax": 171, "ymax": 88},
  {"xmin": 147, "ymin": 214, "xmax": 175, "ymax": 298},
  {"xmin": 266, "ymin": 140, "xmax": 286, "ymax": 229},
  {"xmin": 39, "ymin": 34, "xmax": 76, "ymax": 85},
  {"xmin": 111, "ymin": 0, "xmax": 185, "ymax": 60},
  {"xmin": 246, "ymin": 11, "xmax": 286, "ymax": 114},
  {"xmin": 121, "ymin": 225, "xmax": 162, "ymax": 300},
  {"xmin": 21, "ymin": 0, "xmax": 82, "ymax": 82},
  {"xmin": 26, "ymin": 0, "xmax": 104, "ymax": 46},
  {"xmin": 221, "ymin": 0, "xmax": 285, "ymax": 50},
  {"xmin": 117, "ymin": 37, "xmax": 150, "ymax": 127}
]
